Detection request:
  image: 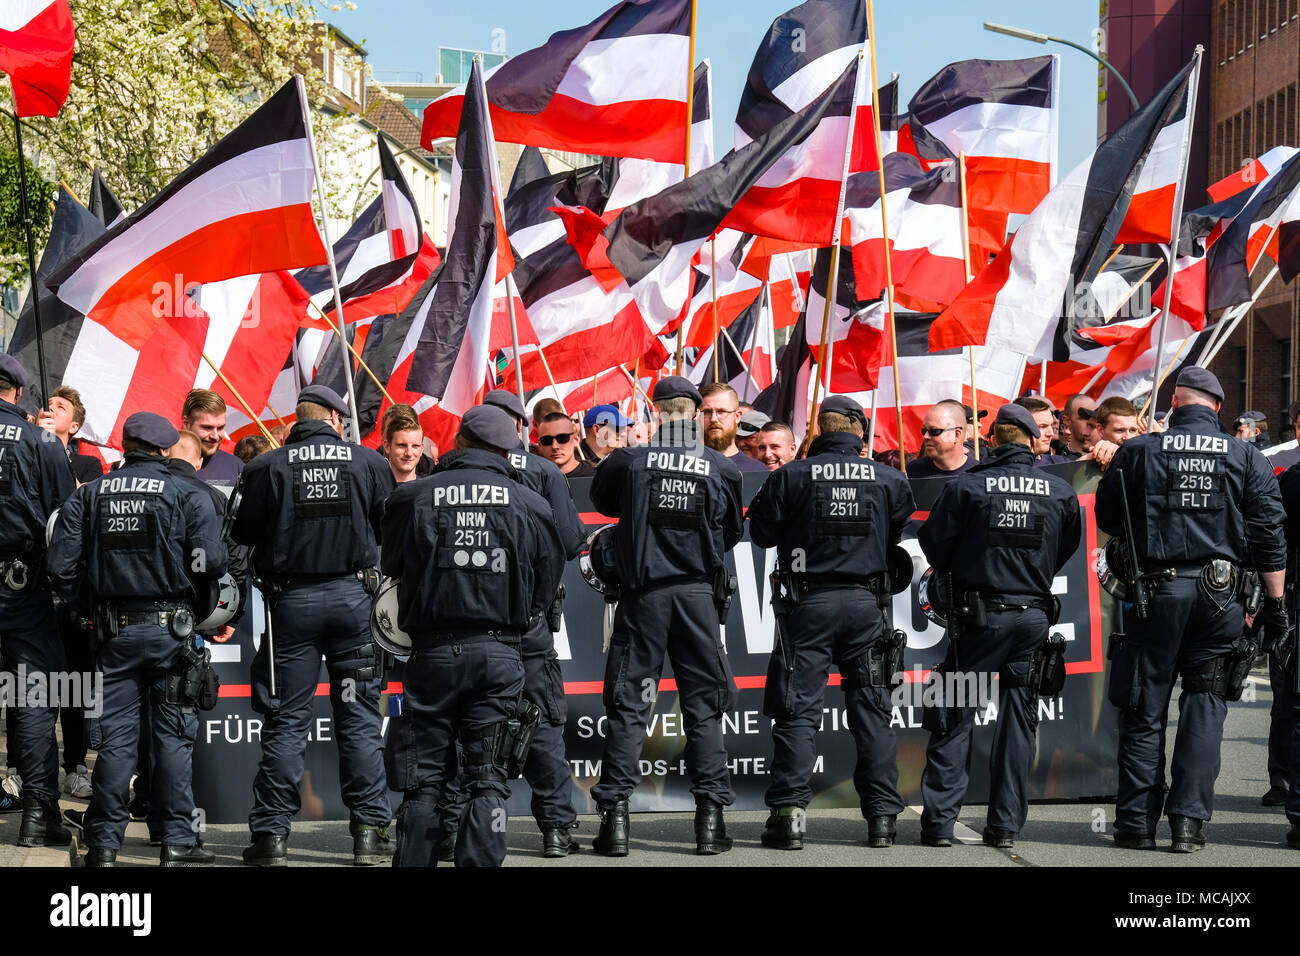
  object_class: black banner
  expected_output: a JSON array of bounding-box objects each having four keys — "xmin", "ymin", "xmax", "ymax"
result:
[{"xmin": 193, "ymin": 462, "xmax": 1118, "ymax": 823}]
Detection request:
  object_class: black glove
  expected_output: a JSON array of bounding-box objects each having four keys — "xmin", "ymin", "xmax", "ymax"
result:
[{"xmin": 1261, "ymin": 596, "xmax": 1293, "ymax": 666}]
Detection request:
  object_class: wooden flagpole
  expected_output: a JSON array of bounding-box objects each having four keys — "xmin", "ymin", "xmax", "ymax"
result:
[
  {"xmin": 306, "ymin": 301, "xmax": 395, "ymax": 404},
  {"xmin": 711, "ymin": 238, "xmax": 720, "ymax": 381},
  {"xmin": 865, "ymin": 0, "xmax": 907, "ymax": 474}
]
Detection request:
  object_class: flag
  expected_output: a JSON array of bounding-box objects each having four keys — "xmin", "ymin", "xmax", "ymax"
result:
[
  {"xmin": 1207, "ymin": 145, "xmax": 1299, "ymax": 203},
  {"xmin": 803, "ymin": 247, "xmax": 884, "ymax": 393},
  {"xmin": 845, "ymin": 153, "xmax": 966, "ymax": 309},
  {"xmin": 0, "ymin": 0, "xmax": 73, "ymax": 117},
  {"xmin": 1206, "ymin": 150, "xmax": 1300, "ymax": 311},
  {"xmin": 753, "ymin": 310, "xmax": 812, "ymax": 428},
  {"xmin": 929, "ymin": 60, "xmax": 1197, "ymax": 361},
  {"xmin": 6, "ymin": 187, "xmax": 106, "ymax": 411},
  {"xmin": 689, "ymin": 290, "xmax": 773, "ymax": 400},
  {"xmin": 735, "ymin": 0, "xmax": 872, "ymax": 169},
  {"xmin": 48, "ymin": 78, "xmax": 328, "ymax": 356},
  {"xmin": 407, "ymin": 60, "xmax": 513, "ymax": 415},
  {"xmin": 603, "ymin": 60, "xmax": 861, "ymax": 328},
  {"xmin": 506, "ymin": 154, "xmax": 619, "ymax": 259},
  {"xmin": 89, "ymin": 168, "xmax": 125, "ymax": 225},
  {"xmin": 907, "ymin": 55, "xmax": 1058, "ymax": 216},
  {"xmin": 421, "ymin": 0, "xmax": 693, "ymax": 163},
  {"xmin": 1114, "ymin": 58, "xmax": 1197, "ymax": 244},
  {"xmin": 297, "ymin": 135, "xmax": 432, "ymax": 325}
]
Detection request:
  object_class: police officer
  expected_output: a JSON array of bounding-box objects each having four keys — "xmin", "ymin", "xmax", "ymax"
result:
[
  {"xmin": 231, "ymin": 384, "xmax": 396, "ymax": 866},
  {"xmin": 917, "ymin": 404, "xmax": 1082, "ymax": 849},
  {"xmin": 747, "ymin": 395, "xmax": 914, "ymax": 849},
  {"xmin": 588, "ymin": 376, "xmax": 744, "ymax": 857},
  {"xmin": 381, "ymin": 405, "xmax": 564, "ymax": 867},
  {"xmin": 0, "ymin": 354, "xmax": 74, "ymax": 848},
  {"xmin": 1275, "ymin": 461, "xmax": 1300, "ymax": 839},
  {"xmin": 1096, "ymin": 368, "xmax": 1288, "ymax": 852},
  {"xmin": 47, "ymin": 412, "xmax": 227, "ymax": 866},
  {"xmin": 483, "ymin": 390, "xmax": 586, "ymax": 857}
]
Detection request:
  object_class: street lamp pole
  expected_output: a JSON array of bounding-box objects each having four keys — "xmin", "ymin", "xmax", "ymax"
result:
[{"xmin": 983, "ymin": 21, "xmax": 1141, "ymax": 112}]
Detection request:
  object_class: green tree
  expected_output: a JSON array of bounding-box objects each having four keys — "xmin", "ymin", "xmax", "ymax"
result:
[{"xmin": 0, "ymin": 150, "xmax": 54, "ymax": 287}]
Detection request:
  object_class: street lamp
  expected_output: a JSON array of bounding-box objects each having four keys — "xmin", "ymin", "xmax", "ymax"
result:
[{"xmin": 983, "ymin": 21, "xmax": 1141, "ymax": 112}]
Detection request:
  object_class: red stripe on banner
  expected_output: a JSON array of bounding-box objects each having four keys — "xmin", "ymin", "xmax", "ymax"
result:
[
  {"xmin": 425, "ymin": 95, "xmax": 689, "ymax": 165},
  {"xmin": 1115, "ymin": 183, "xmax": 1177, "ymax": 244},
  {"xmin": 1069, "ymin": 492, "xmax": 1105, "ymax": 676},
  {"xmin": 106, "ymin": 312, "xmax": 209, "ymax": 448},
  {"xmin": 928, "ymin": 238, "xmax": 1011, "ymax": 350},
  {"xmin": 963, "ymin": 156, "xmax": 1053, "ymax": 217},
  {"xmin": 723, "ymin": 178, "xmax": 842, "ymax": 247},
  {"xmin": 91, "ymin": 203, "xmax": 326, "ymax": 350}
]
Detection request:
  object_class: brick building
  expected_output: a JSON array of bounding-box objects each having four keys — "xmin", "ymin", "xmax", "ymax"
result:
[{"xmin": 1100, "ymin": 0, "xmax": 1300, "ymax": 436}]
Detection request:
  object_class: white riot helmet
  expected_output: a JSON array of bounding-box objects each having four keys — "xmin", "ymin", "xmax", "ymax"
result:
[
  {"xmin": 579, "ymin": 525, "xmax": 620, "ymax": 594},
  {"xmin": 370, "ymin": 577, "xmax": 412, "ymax": 657},
  {"xmin": 1095, "ymin": 537, "xmax": 1131, "ymax": 601},
  {"xmin": 196, "ymin": 573, "xmax": 241, "ymax": 631},
  {"xmin": 45, "ymin": 508, "xmax": 60, "ymax": 548},
  {"xmin": 917, "ymin": 567, "xmax": 951, "ymax": 628}
]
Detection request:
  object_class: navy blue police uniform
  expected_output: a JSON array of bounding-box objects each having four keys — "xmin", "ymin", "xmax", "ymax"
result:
[
  {"xmin": 382, "ymin": 405, "xmax": 565, "ymax": 867},
  {"xmin": 484, "ymin": 390, "xmax": 587, "ymax": 856},
  {"xmin": 1276, "ymin": 464, "xmax": 1300, "ymax": 827},
  {"xmin": 0, "ymin": 355, "xmax": 75, "ymax": 847},
  {"xmin": 588, "ymin": 376, "xmax": 744, "ymax": 856},
  {"xmin": 747, "ymin": 396, "xmax": 916, "ymax": 849},
  {"xmin": 47, "ymin": 412, "xmax": 227, "ymax": 865},
  {"xmin": 230, "ymin": 385, "xmax": 396, "ymax": 865},
  {"xmin": 1096, "ymin": 368, "xmax": 1286, "ymax": 851},
  {"xmin": 917, "ymin": 405, "xmax": 1081, "ymax": 847}
]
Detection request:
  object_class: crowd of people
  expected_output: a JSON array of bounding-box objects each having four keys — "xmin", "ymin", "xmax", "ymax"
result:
[{"xmin": 1, "ymin": 347, "xmax": 1298, "ymax": 868}]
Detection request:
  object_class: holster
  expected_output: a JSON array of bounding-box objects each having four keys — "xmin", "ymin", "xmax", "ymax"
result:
[
  {"xmin": 164, "ymin": 642, "xmax": 216, "ymax": 710},
  {"xmin": 844, "ymin": 629, "xmax": 907, "ymax": 691},
  {"xmin": 921, "ymin": 634, "xmax": 963, "ymax": 735},
  {"xmin": 547, "ymin": 584, "xmax": 566, "ymax": 633},
  {"xmin": 94, "ymin": 603, "xmax": 120, "ymax": 644},
  {"xmin": 1031, "ymin": 632, "xmax": 1069, "ymax": 697},
  {"xmin": 712, "ymin": 567, "xmax": 738, "ymax": 618},
  {"xmin": 358, "ymin": 567, "xmax": 383, "ymax": 597},
  {"xmin": 494, "ymin": 698, "xmax": 543, "ymax": 778},
  {"xmin": 1181, "ymin": 638, "xmax": 1257, "ymax": 702}
]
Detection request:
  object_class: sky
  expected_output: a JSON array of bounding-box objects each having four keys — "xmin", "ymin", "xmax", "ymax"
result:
[{"xmin": 332, "ymin": 0, "xmax": 1109, "ymax": 171}]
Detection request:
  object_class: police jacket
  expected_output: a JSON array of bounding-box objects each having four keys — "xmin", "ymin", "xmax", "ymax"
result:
[
  {"xmin": 230, "ymin": 420, "xmax": 394, "ymax": 580},
  {"xmin": 590, "ymin": 420, "xmax": 744, "ymax": 591},
  {"xmin": 508, "ymin": 442, "xmax": 586, "ymax": 559},
  {"xmin": 47, "ymin": 451, "xmax": 227, "ymax": 605},
  {"xmin": 1095, "ymin": 404, "xmax": 1285, "ymax": 573},
  {"xmin": 1277, "ymin": 464, "xmax": 1300, "ymax": 577},
  {"xmin": 919, "ymin": 442, "xmax": 1082, "ymax": 604},
  {"xmin": 0, "ymin": 397, "xmax": 74, "ymax": 555},
  {"xmin": 380, "ymin": 448, "xmax": 565, "ymax": 634},
  {"xmin": 747, "ymin": 431, "xmax": 914, "ymax": 582}
]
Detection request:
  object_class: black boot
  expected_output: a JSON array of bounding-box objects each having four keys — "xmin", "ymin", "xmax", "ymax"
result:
[
  {"xmin": 542, "ymin": 827, "xmax": 580, "ymax": 858},
  {"xmin": 867, "ymin": 814, "xmax": 898, "ymax": 848},
  {"xmin": 694, "ymin": 798, "xmax": 732, "ymax": 855},
  {"xmin": 242, "ymin": 832, "xmax": 288, "ymax": 866},
  {"xmin": 351, "ymin": 823, "xmax": 395, "ymax": 866},
  {"xmin": 83, "ymin": 846, "xmax": 117, "ymax": 867},
  {"xmin": 1113, "ymin": 829, "xmax": 1156, "ymax": 850},
  {"xmin": 160, "ymin": 843, "xmax": 216, "ymax": 867},
  {"xmin": 981, "ymin": 826, "xmax": 1015, "ymax": 849},
  {"xmin": 761, "ymin": 807, "xmax": 805, "ymax": 850},
  {"xmin": 1169, "ymin": 815, "xmax": 1206, "ymax": 853},
  {"xmin": 591, "ymin": 800, "xmax": 629, "ymax": 857},
  {"xmin": 1286, "ymin": 825, "xmax": 1300, "ymax": 849},
  {"xmin": 17, "ymin": 792, "xmax": 71, "ymax": 847}
]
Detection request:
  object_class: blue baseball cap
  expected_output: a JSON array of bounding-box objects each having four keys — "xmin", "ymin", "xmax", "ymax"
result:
[{"xmin": 583, "ymin": 404, "xmax": 632, "ymax": 429}]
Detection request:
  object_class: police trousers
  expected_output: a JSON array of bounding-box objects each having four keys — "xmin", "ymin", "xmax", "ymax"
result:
[
  {"xmin": 248, "ymin": 577, "xmax": 390, "ymax": 835},
  {"xmin": 920, "ymin": 607, "xmax": 1046, "ymax": 838},
  {"xmin": 763, "ymin": 588, "xmax": 903, "ymax": 817},
  {"xmin": 591, "ymin": 581, "xmax": 736, "ymax": 808},
  {"xmin": 1269, "ymin": 652, "xmax": 1295, "ymax": 792},
  {"xmin": 392, "ymin": 637, "xmax": 524, "ymax": 868},
  {"xmin": 85, "ymin": 623, "xmax": 196, "ymax": 850},
  {"xmin": 1108, "ymin": 576, "xmax": 1241, "ymax": 833},
  {"xmin": 521, "ymin": 616, "xmax": 575, "ymax": 830},
  {"xmin": 0, "ymin": 582, "xmax": 66, "ymax": 802}
]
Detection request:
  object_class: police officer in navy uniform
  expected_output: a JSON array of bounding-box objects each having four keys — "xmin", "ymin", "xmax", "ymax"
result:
[
  {"xmin": 588, "ymin": 375, "xmax": 744, "ymax": 857},
  {"xmin": 231, "ymin": 385, "xmax": 396, "ymax": 866},
  {"xmin": 483, "ymin": 390, "xmax": 586, "ymax": 857},
  {"xmin": 917, "ymin": 405, "xmax": 1082, "ymax": 849},
  {"xmin": 382, "ymin": 405, "xmax": 564, "ymax": 867},
  {"xmin": 747, "ymin": 395, "xmax": 915, "ymax": 850},
  {"xmin": 47, "ymin": 411, "xmax": 227, "ymax": 866},
  {"xmin": 1096, "ymin": 367, "xmax": 1288, "ymax": 852},
  {"xmin": 0, "ymin": 355, "xmax": 75, "ymax": 848}
]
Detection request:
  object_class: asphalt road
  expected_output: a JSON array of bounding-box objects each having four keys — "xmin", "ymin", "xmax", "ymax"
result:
[{"xmin": 5, "ymin": 666, "xmax": 1293, "ymax": 869}]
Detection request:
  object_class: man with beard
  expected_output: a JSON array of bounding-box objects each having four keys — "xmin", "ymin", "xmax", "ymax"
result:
[{"xmin": 699, "ymin": 384, "xmax": 768, "ymax": 473}]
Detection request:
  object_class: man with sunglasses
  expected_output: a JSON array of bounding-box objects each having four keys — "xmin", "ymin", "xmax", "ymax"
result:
[
  {"xmin": 536, "ymin": 412, "xmax": 595, "ymax": 478},
  {"xmin": 908, "ymin": 401, "xmax": 975, "ymax": 481}
]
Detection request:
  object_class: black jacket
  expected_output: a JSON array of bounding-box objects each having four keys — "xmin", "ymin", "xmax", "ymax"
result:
[{"xmin": 0, "ymin": 397, "xmax": 75, "ymax": 554}]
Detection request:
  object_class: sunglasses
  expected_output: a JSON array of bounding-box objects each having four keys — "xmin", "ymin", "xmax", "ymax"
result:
[
  {"xmin": 921, "ymin": 426, "xmax": 962, "ymax": 438},
  {"xmin": 539, "ymin": 432, "xmax": 575, "ymax": 447}
]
